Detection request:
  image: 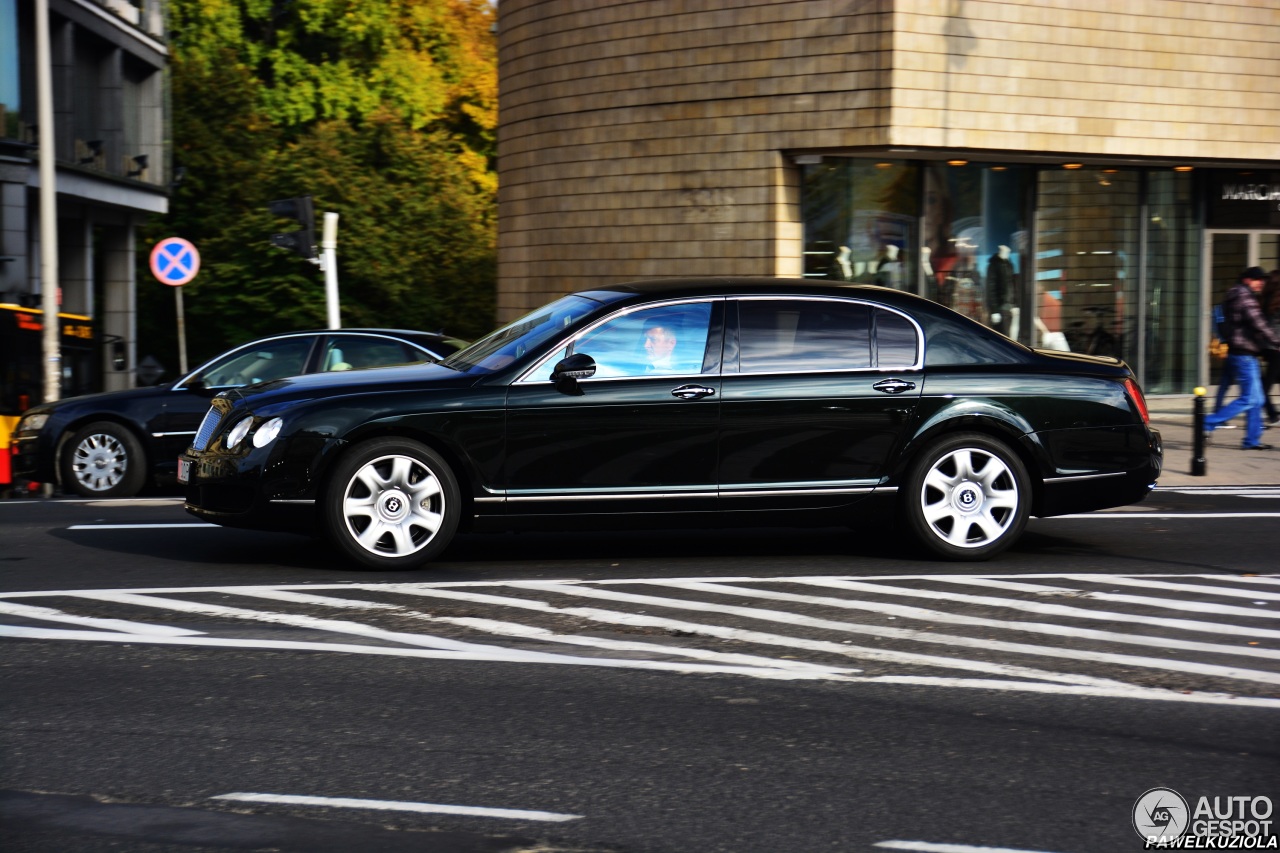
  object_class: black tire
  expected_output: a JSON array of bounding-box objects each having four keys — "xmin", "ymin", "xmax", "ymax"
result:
[
  {"xmin": 902, "ymin": 432, "xmax": 1030, "ymax": 561},
  {"xmin": 61, "ymin": 421, "xmax": 148, "ymax": 498},
  {"xmin": 323, "ymin": 438, "xmax": 461, "ymax": 570}
]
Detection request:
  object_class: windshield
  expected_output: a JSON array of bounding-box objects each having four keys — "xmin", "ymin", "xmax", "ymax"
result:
[{"xmin": 442, "ymin": 293, "xmax": 614, "ymax": 374}]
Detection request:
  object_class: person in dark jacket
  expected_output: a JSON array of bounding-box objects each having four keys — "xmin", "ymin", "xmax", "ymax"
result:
[{"xmin": 1204, "ymin": 267, "xmax": 1280, "ymax": 449}]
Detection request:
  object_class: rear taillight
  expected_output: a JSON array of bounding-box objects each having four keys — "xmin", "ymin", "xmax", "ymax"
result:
[{"xmin": 1124, "ymin": 377, "xmax": 1150, "ymax": 424}]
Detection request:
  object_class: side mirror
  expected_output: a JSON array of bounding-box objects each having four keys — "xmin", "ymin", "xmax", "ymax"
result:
[
  {"xmin": 183, "ymin": 376, "xmax": 215, "ymax": 396},
  {"xmin": 550, "ymin": 353, "xmax": 596, "ymax": 396}
]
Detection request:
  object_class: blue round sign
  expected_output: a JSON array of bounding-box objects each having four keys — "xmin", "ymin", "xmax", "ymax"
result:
[{"xmin": 150, "ymin": 237, "xmax": 201, "ymax": 286}]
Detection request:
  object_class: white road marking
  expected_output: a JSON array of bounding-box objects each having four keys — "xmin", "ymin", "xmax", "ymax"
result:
[
  {"xmin": 0, "ymin": 600, "xmax": 203, "ymax": 637},
  {"xmin": 1057, "ymin": 573, "xmax": 1280, "ymax": 602},
  {"xmin": 506, "ymin": 582, "xmax": 1280, "ymax": 687},
  {"xmin": 4, "ymin": 574, "xmax": 1280, "ymax": 704},
  {"xmin": 874, "ymin": 841, "xmax": 1068, "ymax": 853},
  {"xmin": 789, "ymin": 579, "xmax": 1280, "ymax": 640},
  {"xmin": 658, "ymin": 580, "xmax": 1280, "ymax": 661},
  {"xmin": 382, "ymin": 585, "xmax": 1144, "ymax": 688},
  {"xmin": 211, "ymin": 792, "xmax": 582, "ymax": 822},
  {"xmin": 0, "ymin": 626, "xmax": 841, "ymax": 680},
  {"xmin": 928, "ymin": 578, "xmax": 1277, "ymax": 620}
]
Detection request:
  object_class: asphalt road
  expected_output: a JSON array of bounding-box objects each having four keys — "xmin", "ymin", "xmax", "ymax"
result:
[{"xmin": 2, "ymin": 488, "xmax": 1278, "ymax": 852}]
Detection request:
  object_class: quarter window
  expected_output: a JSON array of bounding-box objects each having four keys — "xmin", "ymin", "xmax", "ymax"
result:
[
  {"xmin": 738, "ymin": 299, "xmax": 872, "ymax": 373},
  {"xmin": 875, "ymin": 309, "xmax": 920, "ymax": 367}
]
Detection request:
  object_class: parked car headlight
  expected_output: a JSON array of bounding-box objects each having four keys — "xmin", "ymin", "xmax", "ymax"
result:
[
  {"xmin": 225, "ymin": 417, "xmax": 253, "ymax": 449},
  {"xmin": 18, "ymin": 413, "xmax": 49, "ymax": 433},
  {"xmin": 252, "ymin": 417, "xmax": 284, "ymax": 448}
]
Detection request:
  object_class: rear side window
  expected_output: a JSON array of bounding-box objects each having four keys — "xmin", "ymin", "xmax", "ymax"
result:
[{"xmin": 738, "ymin": 299, "xmax": 872, "ymax": 373}]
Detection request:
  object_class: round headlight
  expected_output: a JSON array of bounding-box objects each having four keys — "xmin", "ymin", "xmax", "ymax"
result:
[
  {"xmin": 252, "ymin": 417, "xmax": 284, "ymax": 448},
  {"xmin": 225, "ymin": 417, "xmax": 253, "ymax": 449}
]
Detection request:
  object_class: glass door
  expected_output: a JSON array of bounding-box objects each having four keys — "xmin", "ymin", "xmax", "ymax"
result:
[{"xmin": 1203, "ymin": 231, "xmax": 1280, "ymax": 389}]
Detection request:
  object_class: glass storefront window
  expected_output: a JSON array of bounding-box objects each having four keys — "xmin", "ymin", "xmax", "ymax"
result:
[
  {"xmin": 1144, "ymin": 171, "xmax": 1199, "ymax": 394},
  {"xmin": 923, "ymin": 162, "xmax": 1030, "ymax": 340},
  {"xmin": 802, "ymin": 159, "xmax": 919, "ymax": 291},
  {"xmin": 1034, "ymin": 168, "xmax": 1139, "ymax": 361},
  {"xmin": 0, "ymin": 0, "xmax": 19, "ymax": 139}
]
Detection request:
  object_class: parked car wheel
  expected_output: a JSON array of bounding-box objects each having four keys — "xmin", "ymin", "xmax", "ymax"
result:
[
  {"xmin": 61, "ymin": 421, "xmax": 148, "ymax": 498},
  {"xmin": 903, "ymin": 432, "xmax": 1030, "ymax": 561},
  {"xmin": 324, "ymin": 438, "xmax": 461, "ymax": 570}
]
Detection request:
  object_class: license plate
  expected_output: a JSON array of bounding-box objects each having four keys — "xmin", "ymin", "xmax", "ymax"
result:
[{"xmin": 177, "ymin": 457, "xmax": 191, "ymax": 484}]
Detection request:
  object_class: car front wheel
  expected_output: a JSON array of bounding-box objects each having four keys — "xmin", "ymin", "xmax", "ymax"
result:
[
  {"xmin": 61, "ymin": 421, "xmax": 147, "ymax": 498},
  {"xmin": 902, "ymin": 432, "xmax": 1030, "ymax": 560},
  {"xmin": 324, "ymin": 438, "xmax": 461, "ymax": 570}
]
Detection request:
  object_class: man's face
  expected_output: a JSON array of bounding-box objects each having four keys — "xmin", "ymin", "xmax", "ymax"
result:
[
  {"xmin": 644, "ymin": 327, "xmax": 676, "ymax": 363},
  {"xmin": 1246, "ymin": 276, "xmax": 1266, "ymax": 293}
]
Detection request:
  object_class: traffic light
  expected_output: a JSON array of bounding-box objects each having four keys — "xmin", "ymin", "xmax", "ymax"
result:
[{"xmin": 268, "ymin": 196, "xmax": 317, "ymax": 260}]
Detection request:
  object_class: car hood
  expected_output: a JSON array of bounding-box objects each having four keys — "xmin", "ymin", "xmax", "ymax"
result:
[
  {"xmin": 218, "ymin": 361, "xmax": 477, "ymax": 410},
  {"xmin": 23, "ymin": 383, "xmax": 172, "ymax": 416}
]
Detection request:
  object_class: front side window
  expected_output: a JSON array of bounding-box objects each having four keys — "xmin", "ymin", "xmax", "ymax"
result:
[
  {"xmin": 738, "ymin": 299, "xmax": 872, "ymax": 373},
  {"xmin": 571, "ymin": 302, "xmax": 714, "ymax": 378}
]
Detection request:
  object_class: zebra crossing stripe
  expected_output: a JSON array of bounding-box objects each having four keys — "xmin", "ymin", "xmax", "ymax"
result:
[
  {"xmin": 926, "ymin": 578, "xmax": 1280, "ymax": 620},
  {"xmin": 0, "ymin": 600, "xmax": 202, "ymax": 637},
  {"xmin": 381, "ymin": 584, "xmax": 1137, "ymax": 688},
  {"xmin": 787, "ymin": 579, "xmax": 1280, "ymax": 640},
  {"xmin": 505, "ymin": 582, "xmax": 1280, "ymax": 688},
  {"xmin": 657, "ymin": 581, "xmax": 1280, "ymax": 661}
]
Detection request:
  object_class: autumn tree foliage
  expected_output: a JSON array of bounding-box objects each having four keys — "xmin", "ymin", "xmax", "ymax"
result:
[{"xmin": 140, "ymin": 0, "xmax": 497, "ymax": 368}]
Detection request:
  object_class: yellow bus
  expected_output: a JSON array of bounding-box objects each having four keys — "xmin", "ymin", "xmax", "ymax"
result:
[{"xmin": 0, "ymin": 304, "xmax": 98, "ymax": 489}]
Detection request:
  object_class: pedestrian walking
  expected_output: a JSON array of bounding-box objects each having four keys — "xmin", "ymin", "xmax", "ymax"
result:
[{"xmin": 1204, "ymin": 267, "xmax": 1280, "ymax": 450}]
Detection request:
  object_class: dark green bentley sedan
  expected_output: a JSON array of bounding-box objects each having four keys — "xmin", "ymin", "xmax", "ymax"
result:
[{"xmin": 181, "ymin": 279, "xmax": 1162, "ymax": 568}]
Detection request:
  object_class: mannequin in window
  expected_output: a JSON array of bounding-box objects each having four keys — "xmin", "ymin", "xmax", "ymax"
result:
[
  {"xmin": 874, "ymin": 244, "xmax": 903, "ymax": 290},
  {"xmin": 987, "ymin": 244, "xmax": 1017, "ymax": 337},
  {"xmin": 828, "ymin": 246, "xmax": 853, "ymax": 281}
]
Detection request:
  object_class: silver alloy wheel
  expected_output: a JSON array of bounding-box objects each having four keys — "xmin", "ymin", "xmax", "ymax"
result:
[
  {"xmin": 340, "ymin": 453, "xmax": 447, "ymax": 558},
  {"xmin": 917, "ymin": 446, "xmax": 1020, "ymax": 549},
  {"xmin": 70, "ymin": 432, "xmax": 130, "ymax": 493}
]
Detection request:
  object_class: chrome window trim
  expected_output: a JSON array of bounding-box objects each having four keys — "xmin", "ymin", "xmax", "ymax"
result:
[
  {"xmin": 514, "ymin": 297, "xmax": 722, "ymax": 385},
  {"xmin": 477, "ymin": 481, "xmax": 889, "ymax": 502},
  {"xmin": 732, "ymin": 295, "xmax": 925, "ymax": 373}
]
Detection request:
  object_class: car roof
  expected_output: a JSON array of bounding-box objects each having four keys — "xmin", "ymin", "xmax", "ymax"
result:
[{"xmin": 582, "ymin": 277, "xmax": 952, "ymax": 315}]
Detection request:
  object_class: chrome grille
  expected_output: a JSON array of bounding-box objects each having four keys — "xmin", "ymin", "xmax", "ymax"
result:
[{"xmin": 192, "ymin": 407, "xmax": 222, "ymax": 450}]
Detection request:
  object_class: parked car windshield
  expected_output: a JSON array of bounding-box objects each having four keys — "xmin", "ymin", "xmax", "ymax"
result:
[{"xmin": 442, "ymin": 292, "xmax": 620, "ymax": 374}]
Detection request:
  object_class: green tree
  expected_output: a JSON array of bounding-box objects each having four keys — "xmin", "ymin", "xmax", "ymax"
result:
[{"xmin": 139, "ymin": 0, "xmax": 496, "ymax": 373}]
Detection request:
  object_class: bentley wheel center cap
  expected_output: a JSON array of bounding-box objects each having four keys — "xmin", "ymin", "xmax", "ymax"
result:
[
  {"xmin": 953, "ymin": 482, "xmax": 983, "ymax": 513},
  {"xmin": 378, "ymin": 490, "xmax": 411, "ymax": 522}
]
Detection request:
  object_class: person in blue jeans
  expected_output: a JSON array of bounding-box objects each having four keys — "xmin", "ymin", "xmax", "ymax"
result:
[{"xmin": 1205, "ymin": 267, "xmax": 1280, "ymax": 450}]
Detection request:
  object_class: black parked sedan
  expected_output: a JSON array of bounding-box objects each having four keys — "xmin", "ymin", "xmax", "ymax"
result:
[
  {"xmin": 12, "ymin": 329, "xmax": 466, "ymax": 497},
  {"xmin": 181, "ymin": 279, "xmax": 1162, "ymax": 566}
]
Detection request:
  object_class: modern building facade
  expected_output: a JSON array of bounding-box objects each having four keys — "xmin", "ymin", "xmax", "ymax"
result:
[
  {"xmin": 0, "ymin": 0, "xmax": 168, "ymax": 397},
  {"xmin": 496, "ymin": 0, "xmax": 1280, "ymax": 394}
]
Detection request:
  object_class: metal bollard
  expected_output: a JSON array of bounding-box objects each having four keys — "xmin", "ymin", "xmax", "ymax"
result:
[{"xmin": 1192, "ymin": 386, "xmax": 1207, "ymax": 476}]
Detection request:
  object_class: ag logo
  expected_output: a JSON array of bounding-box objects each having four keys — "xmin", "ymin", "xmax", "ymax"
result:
[{"xmin": 1133, "ymin": 787, "xmax": 1189, "ymax": 840}]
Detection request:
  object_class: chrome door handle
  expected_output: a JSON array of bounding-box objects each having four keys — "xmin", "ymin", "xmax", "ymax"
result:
[
  {"xmin": 671, "ymin": 384, "xmax": 716, "ymax": 400},
  {"xmin": 872, "ymin": 378, "xmax": 916, "ymax": 395}
]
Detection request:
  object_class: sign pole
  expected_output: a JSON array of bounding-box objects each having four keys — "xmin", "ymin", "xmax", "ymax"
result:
[
  {"xmin": 175, "ymin": 286, "xmax": 188, "ymax": 375},
  {"xmin": 149, "ymin": 237, "xmax": 200, "ymax": 379},
  {"xmin": 322, "ymin": 212, "xmax": 340, "ymax": 329},
  {"xmin": 36, "ymin": 0, "xmax": 61, "ymax": 405}
]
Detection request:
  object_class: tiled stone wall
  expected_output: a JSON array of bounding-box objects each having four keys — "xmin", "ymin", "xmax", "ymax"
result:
[{"xmin": 496, "ymin": 0, "xmax": 1280, "ymax": 319}]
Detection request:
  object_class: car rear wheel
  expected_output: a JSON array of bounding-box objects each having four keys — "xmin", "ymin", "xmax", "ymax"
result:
[
  {"xmin": 324, "ymin": 438, "xmax": 460, "ymax": 570},
  {"xmin": 902, "ymin": 432, "xmax": 1030, "ymax": 560},
  {"xmin": 61, "ymin": 421, "xmax": 147, "ymax": 498}
]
